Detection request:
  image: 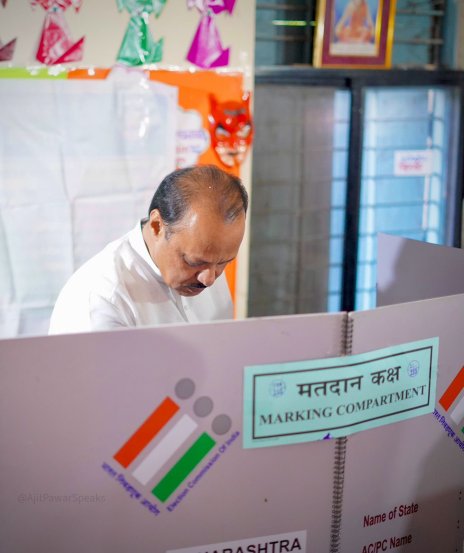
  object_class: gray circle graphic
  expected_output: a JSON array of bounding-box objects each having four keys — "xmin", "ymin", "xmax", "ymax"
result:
[
  {"xmin": 212, "ymin": 414, "xmax": 232, "ymax": 435},
  {"xmin": 174, "ymin": 378, "xmax": 195, "ymax": 399},
  {"xmin": 193, "ymin": 396, "xmax": 214, "ymax": 417}
]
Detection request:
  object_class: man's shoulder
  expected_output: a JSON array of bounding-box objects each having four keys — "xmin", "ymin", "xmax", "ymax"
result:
[
  {"xmin": 63, "ymin": 229, "xmax": 136, "ymax": 293},
  {"xmin": 49, "ymin": 224, "xmax": 148, "ymax": 334}
]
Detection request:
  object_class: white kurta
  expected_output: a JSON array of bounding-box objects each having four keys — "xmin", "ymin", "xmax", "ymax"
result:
[{"xmin": 48, "ymin": 222, "xmax": 233, "ymax": 334}]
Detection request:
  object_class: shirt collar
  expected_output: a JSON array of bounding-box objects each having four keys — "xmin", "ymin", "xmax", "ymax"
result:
[{"xmin": 129, "ymin": 220, "xmax": 164, "ymax": 282}]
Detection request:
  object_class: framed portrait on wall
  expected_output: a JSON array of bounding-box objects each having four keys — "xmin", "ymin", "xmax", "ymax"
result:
[{"xmin": 313, "ymin": 0, "xmax": 396, "ymax": 68}]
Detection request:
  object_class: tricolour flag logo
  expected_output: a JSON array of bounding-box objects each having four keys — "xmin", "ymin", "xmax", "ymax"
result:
[
  {"xmin": 113, "ymin": 378, "xmax": 231, "ymax": 502},
  {"xmin": 439, "ymin": 366, "xmax": 464, "ymax": 433}
]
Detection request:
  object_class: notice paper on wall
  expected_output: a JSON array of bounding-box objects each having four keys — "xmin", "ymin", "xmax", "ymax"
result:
[
  {"xmin": 393, "ymin": 150, "xmax": 433, "ymax": 177},
  {"xmin": 0, "ymin": 73, "xmax": 177, "ymax": 338},
  {"xmin": 243, "ymin": 337, "xmax": 439, "ymax": 448}
]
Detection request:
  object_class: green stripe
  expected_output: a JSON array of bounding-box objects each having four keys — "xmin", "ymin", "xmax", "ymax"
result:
[
  {"xmin": 0, "ymin": 68, "xmax": 68, "ymax": 79},
  {"xmin": 152, "ymin": 433, "xmax": 216, "ymax": 502}
]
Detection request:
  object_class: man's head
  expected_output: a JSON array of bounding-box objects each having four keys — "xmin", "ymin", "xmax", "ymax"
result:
[{"xmin": 143, "ymin": 165, "xmax": 248, "ymax": 297}]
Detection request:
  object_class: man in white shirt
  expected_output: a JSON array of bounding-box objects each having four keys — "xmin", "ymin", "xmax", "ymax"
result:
[{"xmin": 49, "ymin": 165, "xmax": 247, "ymax": 334}]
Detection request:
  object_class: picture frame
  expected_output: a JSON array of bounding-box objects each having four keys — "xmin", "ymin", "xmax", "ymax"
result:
[{"xmin": 313, "ymin": 0, "xmax": 396, "ymax": 69}]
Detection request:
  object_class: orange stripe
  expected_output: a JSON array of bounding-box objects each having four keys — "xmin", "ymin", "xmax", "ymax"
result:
[
  {"xmin": 439, "ymin": 366, "xmax": 464, "ymax": 411},
  {"xmin": 225, "ymin": 259, "xmax": 236, "ymax": 315},
  {"xmin": 67, "ymin": 68, "xmax": 111, "ymax": 79},
  {"xmin": 114, "ymin": 397, "xmax": 179, "ymax": 468}
]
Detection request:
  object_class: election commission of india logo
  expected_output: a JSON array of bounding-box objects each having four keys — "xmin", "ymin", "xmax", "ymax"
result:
[
  {"xmin": 407, "ymin": 360, "xmax": 419, "ymax": 378},
  {"xmin": 112, "ymin": 378, "xmax": 233, "ymax": 503},
  {"xmin": 439, "ymin": 365, "xmax": 464, "ymax": 435},
  {"xmin": 269, "ymin": 379, "xmax": 286, "ymax": 398}
]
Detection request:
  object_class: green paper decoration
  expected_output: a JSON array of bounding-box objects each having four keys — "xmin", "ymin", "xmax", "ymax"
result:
[{"xmin": 116, "ymin": 0, "xmax": 167, "ymax": 66}]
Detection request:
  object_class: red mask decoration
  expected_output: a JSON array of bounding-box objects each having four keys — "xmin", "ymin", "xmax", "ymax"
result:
[{"xmin": 208, "ymin": 93, "xmax": 253, "ymax": 168}]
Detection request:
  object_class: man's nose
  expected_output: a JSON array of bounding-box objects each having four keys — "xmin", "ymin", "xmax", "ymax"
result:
[{"xmin": 197, "ymin": 267, "xmax": 216, "ymax": 287}]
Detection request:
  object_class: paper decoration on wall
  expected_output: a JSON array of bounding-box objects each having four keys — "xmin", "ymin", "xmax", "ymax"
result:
[
  {"xmin": 31, "ymin": 0, "xmax": 85, "ymax": 65},
  {"xmin": 0, "ymin": 75, "xmax": 177, "ymax": 337},
  {"xmin": 176, "ymin": 108, "xmax": 210, "ymax": 168},
  {"xmin": 116, "ymin": 0, "xmax": 167, "ymax": 66},
  {"xmin": 0, "ymin": 0, "xmax": 16, "ymax": 61},
  {"xmin": 208, "ymin": 92, "xmax": 253, "ymax": 168},
  {"xmin": 186, "ymin": 0, "xmax": 236, "ymax": 68},
  {"xmin": 0, "ymin": 38, "xmax": 16, "ymax": 62}
]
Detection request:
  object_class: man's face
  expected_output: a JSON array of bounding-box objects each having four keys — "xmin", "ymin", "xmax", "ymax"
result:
[{"xmin": 146, "ymin": 203, "xmax": 245, "ymax": 297}]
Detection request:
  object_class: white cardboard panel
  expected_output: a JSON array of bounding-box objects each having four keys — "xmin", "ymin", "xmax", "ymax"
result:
[
  {"xmin": 342, "ymin": 294, "xmax": 464, "ymax": 553},
  {"xmin": 0, "ymin": 312, "xmax": 344, "ymax": 553},
  {"xmin": 377, "ymin": 233, "xmax": 464, "ymax": 306}
]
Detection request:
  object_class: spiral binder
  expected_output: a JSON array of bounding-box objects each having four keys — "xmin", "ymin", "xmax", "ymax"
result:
[
  {"xmin": 341, "ymin": 311, "xmax": 354, "ymax": 359},
  {"xmin": 329, "ymin": 313, "xmax": 353, "ymax": 553},
  {"xmin": 330, "ymin": 436, "xmax": 348, "ymax": 553}
]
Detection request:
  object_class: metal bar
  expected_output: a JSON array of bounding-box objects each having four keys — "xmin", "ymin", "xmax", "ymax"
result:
[
  {"xmin": 341, "ymin": 82, "xmax": 364, "ymax": 312},
  {"xmin": 356, "ymin": 228, "xmax": 436, "ymax": 238},
  {"xmin": 394, "ymin": 38, "xmax": 444, "ymax": 45},
  {"xmin": 431, "ymin": 4, "xmax": 444, "ymax": 69},
  {"xmin": 255, "ymin": 67, "xmax": 464, "ymax": 88},
  {"xmin": 251, "ymin": 199, "xmax": 444, "ymax": 215},
  {"xmin": 255, "ymin": 35, "xmax": 307, "ymax": 42},
  {"xmin": 295, "ymin": 94, "xmax": 306, "ymax": 314},
  {"xmin": 257, "ymin": 3, "xmax": 309, "ymax": 10},
  {"xmin": 358, "ymin": 200, "xmax": 444, "ymax": 209},
  {"xmin": 396, "ymin": 9, "xmax": 444, "ymax": 16},
  {"xmin": 303, "ymin": 1, "xmax": 316, "ymax": 64},
  {"xmin": 446, "ymin": 87, "xmax": 464, "ymax": 247}
]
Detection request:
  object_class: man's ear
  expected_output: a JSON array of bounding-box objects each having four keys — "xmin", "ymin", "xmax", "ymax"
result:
[{"xmin": 148, "ymin": 209, "xmax": 164, "ymax": 238}]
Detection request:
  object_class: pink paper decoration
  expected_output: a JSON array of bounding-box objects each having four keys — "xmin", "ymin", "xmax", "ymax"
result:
[
  {"xmin": 186, "ymin": 0, "xmax": 236, "ymax": 69},
  {"xmin": 1, "ymin": 0, "xmax": 16, "ymax": 60},
  {"xmin": 207, "ymin": 0, "xmax": 236, "ymax": 15},
  {"xmin": 31, "ymin": 0, "xmax": 84, "ymax": 65},
  {"xmin": 31, "ymin": 0, "xmax": 81, "ymax": 10},
  {"xmin": 0, "ymin": 38, "xmax": 16, "ymax": 61}
]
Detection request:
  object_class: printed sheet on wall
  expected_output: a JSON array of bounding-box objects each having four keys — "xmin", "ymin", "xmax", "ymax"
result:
[{"xmin": 0, "ymin": 73, "xmax": 177, "ymax": 338}]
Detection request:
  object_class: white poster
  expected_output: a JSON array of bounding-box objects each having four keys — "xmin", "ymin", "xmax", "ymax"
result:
[
  {"xmin": 394, "ymin": 150, "xmax": 433, "ymax": 177},
  {"xmin": 0, "ymin": 74, "xmax": 177, "ymax": 337}
]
